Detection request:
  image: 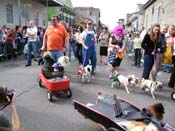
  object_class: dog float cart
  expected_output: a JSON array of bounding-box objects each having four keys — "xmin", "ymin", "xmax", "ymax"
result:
[{"xmin": 73, "ymin": 91, "xmax": 175, "ymax": 131}]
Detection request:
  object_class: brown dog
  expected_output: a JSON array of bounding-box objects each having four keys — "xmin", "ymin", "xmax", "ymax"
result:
[{"xmin": 147, "ymin": 103, "xmax": 165, "ymax": 121}]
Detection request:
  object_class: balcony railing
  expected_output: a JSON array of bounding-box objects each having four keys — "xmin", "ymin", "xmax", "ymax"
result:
[{"xmin": 32, "ymin": 0, "xmax": 63, "ymax": 7}]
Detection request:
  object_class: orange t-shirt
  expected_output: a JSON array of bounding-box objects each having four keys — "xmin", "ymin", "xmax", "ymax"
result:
[{"xmin": 44, "ymin": 25, "xmax": 68, "ymax": 50}]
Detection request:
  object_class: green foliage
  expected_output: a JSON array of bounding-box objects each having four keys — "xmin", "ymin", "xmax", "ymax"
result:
[{"xmin": 48, "ymin": 7, "xmax": 57, "ymax": 21}]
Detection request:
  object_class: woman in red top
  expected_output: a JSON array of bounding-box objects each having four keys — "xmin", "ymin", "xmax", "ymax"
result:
[{"xmin": 5, "ymin": 28, "xmax": 16, "ymax": 59}]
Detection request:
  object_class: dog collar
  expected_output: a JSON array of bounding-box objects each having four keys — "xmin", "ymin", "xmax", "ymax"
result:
[{"xmin": 115, "ymin": 74, "xmax": 120, "ymax": 78}]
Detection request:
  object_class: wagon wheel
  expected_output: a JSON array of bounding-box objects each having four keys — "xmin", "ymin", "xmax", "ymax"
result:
[
  {"xmin": 171, "ymin": 92, "xmax": 175, "ymax": 101},
  {"xmin": 66, "ymin": 89, "xmax": 72, "ymax": 98},
  {"xmin": 47, "ymin": 91, "xmax": 53, "ymax": 102},
  {"xmin": 38, "ymin": 78, "xmax": 43, "ymax": 87},
  {"xmin": 39, "ymin": 79, "xmax": 43, "ymax": 87},
  {"xmin": 107, "ymin": 127, "xmax": 120, "ymax": 131}
]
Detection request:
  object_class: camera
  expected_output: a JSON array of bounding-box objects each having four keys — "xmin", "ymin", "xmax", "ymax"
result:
[{"xmin": 0, "ymin": 87, "xmax": 15, "ymax": 103}]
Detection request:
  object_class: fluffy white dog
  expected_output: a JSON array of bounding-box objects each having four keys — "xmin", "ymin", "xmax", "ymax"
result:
[
  {"xmin": 111, "ymin": 71, "xmax": 139, "ymax": 94},
  {"xmin": 140, "ymin": 79, "xmax": 163, "ymax": 99},
  {"xmin": 58, "ymin": 56, "xmax": 69, "ymax": 67},
  {"xmin": 52, "ymin": 56, "xmax": 69, "ymax": 72}
]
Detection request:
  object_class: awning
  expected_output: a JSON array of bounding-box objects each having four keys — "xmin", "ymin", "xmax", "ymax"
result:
[
  {"xmin": 62, "ymin": 5, "xmax": 76, "ymax": 15},
  {"xmin": 33, "ymin": 0, "xmax": 63, "ymax": 7}
]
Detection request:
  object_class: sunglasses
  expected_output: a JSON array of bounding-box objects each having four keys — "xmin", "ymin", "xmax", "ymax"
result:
[{"xmin": 87, "ymin": 23, "xmax": 92, "ymax": 25}]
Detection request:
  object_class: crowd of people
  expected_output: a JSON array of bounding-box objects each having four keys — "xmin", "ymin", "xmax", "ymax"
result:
[
  {"xmin": 0, "ymin": 24, "xmax": 45, "ymax": 63},
  {"xmin": 124, "ymin": 24, "xmax": 174, "ymax": 88},
  {"xmin": 0, "ymin": 15, "xmax": 175, "ymax": 130},
  {"xmin": 0, "ymin": 16, "xmax": 175, "ymax": 86}
]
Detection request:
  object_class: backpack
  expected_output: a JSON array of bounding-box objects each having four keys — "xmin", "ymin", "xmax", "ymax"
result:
[{"xmin": 85, "ymin": 31, "xmax": 95, "ymax": 49}]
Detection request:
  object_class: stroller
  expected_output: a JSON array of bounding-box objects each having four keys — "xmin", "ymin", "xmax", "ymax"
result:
[{"xmin": 73, "ymin": 91, "xmax": 175, "ymax": 131}]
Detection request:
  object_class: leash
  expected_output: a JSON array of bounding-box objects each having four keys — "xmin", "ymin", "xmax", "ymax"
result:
[
  {"xmin": 82, "ymin": 49, "xmax": 87, "ymax": 68},
  {"xmin": 154, "ymin": 52, "xmax": 157, "ymax": 66}
]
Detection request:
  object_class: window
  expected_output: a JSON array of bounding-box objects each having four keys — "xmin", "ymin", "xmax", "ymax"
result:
[
  {"xmin": 6, "ymin": 3, "xmax": 13, "ymax": 24},
  {"xmin": 34, "ymin": 12, "xmax": 39, "ymax": 26},
  {"xmin": 145, "ymin": 14, "xmax": 148, "ymax": 29},
  {"xmin": 157, "ymin": 5, "xmax": 161, "ymax": 23},
  {"xmin": 43, "ymin": 20, "xmax": 46, "ymax": 27},
  {"xmin": 152, "ymin": 6, "xmax": 154, "ymax": 14},
  {"xmin": 42, "ymin": 14, "xmax": 46, "ymax": 26}
]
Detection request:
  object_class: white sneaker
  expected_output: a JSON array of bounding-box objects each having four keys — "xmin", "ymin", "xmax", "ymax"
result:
[{"xmin": 109, "ymin": 73, "xmax": 113, "ymax": 79}]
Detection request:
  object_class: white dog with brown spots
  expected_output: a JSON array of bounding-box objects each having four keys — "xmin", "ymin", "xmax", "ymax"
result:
[
  {"xmin": 140, "ymin": 79, "xmax": 163, "ymax": 99},
  {"xmin": 111, "ymin": 71, "xmax": 139, "ymax": 94}
]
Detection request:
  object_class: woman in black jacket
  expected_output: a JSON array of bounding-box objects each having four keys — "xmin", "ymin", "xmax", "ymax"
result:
[{"xmin": 141, "ymin": 24, "xmax": 161, "ymax": 79}]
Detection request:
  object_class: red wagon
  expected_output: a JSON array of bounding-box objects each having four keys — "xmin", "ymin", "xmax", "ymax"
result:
[{"xmin": 38, "ymin": 71, "xmax": 72, "ymax": 102}]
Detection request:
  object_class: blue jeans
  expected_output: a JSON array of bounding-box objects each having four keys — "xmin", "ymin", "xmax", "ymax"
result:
[
  {"xmin": 48, "ymin": 50, "xmax": 63, "ymax": 62},
  {"xmin": 27, "ymin": 41, "xmax": 39, "ymax": 65},
  {"xmin": 68, "ymin": 43, "xmax": 77, "ymax": 60},
  {"xmin": 142, "ymin": 55, "xmax": 154, "ymax": 79},
  {"xmin": 15, "ymin": 39, "xmax": 24, "ymax": 54},
  {"xmin": 0, "ymin": 41, "xmax": 3, "ymax": 53},
  {"xmin": 82, "ymin": 47, "xmax": 97, "ymax": 72},
  {"xmin": 134, "ymin": 48, "xmax": 141, "ymax": 66}
]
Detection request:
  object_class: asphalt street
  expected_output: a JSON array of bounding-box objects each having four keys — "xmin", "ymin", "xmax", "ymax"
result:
[{"xmin": 0, "ymin": 53, "xmax": 174, "ymax": 131}]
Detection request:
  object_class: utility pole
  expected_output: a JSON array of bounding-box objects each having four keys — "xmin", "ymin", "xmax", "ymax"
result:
[
  {"xmin": 18, "ymin": 0, "xmax": 21, "ymax": 26},
  {"xmin": 46, "ymin": 0, "xmax": 48, "ymax": 27},
  {"xmin": 25, "ymin": 0, "xmax": 27, "ymax": 26}
]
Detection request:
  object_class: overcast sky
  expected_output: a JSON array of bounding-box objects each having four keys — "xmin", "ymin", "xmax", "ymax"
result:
[{"xmin": 71, "ymin": 0, "xmax": 148, "ymax": 29}]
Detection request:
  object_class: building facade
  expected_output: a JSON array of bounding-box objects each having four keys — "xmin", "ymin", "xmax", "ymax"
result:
[
  {"xmin": 48, "ymin": 0, "xmax": 75, "ymax": 26},
  {"xmin": 143, "ymin": 0, "xmax": 175, "ymax": 29},
  {"xmin": 0, "ymin": 0, "xmax": 62, "ymax": 28},
  {"xmin": 74, "ymin": 7, "xmax": 101, "ymax": 31},
  {"xmin": 125, "ymin": 4, "xmax": 144, "ymax": 31}
]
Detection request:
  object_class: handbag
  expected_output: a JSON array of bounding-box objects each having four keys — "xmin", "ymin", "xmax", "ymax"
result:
[{"xmin": 108, "ymin": 47, "xmax": 117, "ymax": 64}]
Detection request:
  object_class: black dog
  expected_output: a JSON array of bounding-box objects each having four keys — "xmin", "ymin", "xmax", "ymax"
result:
[
  {"xmin": 43, "ymin": 52, "xmax": 54, "ymax": 66},
  {"xmin": 41, "ymin": 52, "xmax": 55, "ymax": 78}
]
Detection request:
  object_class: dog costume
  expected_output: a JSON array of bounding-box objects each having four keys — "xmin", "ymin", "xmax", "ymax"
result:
[{"xmin": 77, "ymin": 64, "xmax": 92, "ymax": 83}]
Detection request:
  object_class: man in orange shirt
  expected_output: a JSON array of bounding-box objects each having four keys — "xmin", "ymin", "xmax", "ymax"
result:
[{"xmin": 41, "ymin": 15, "xmax": 69, "ymax": 62}]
